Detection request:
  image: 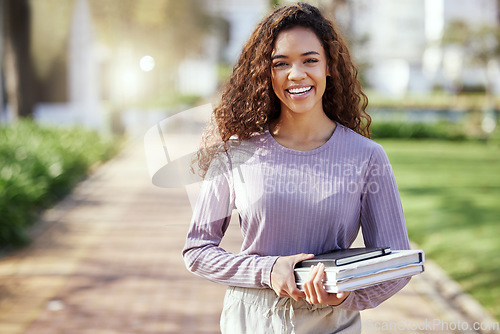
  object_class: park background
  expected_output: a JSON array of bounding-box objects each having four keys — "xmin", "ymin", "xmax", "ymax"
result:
[{"xmin": 1, "ymin": 0, "xmax": 499, "ymax": 332}]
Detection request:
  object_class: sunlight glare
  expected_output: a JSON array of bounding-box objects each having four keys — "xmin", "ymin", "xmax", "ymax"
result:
[{"xmin": 139, "ymin": 55, "xmax": 155, "ymax": 72}]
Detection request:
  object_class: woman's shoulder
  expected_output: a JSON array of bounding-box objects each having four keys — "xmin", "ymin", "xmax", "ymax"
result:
[
  {"xmin": 334, "ymin": 124, "xmax": 392, "ymax": 172},
  {"xmin": 335, "ymin": 123, "xmax": 383, "ymax": 151},
  {"xmin": 225, "ymin": 129, "xmax": 270, "ymax": 151},
  {"xmin": 219, "ymin": 131, "xmax": 269, "ymax": 167}
]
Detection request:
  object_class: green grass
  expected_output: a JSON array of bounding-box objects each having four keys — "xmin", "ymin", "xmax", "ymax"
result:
[{"xmin": 378, "ymin": 139, "xmax": 500, "ymax": 320}]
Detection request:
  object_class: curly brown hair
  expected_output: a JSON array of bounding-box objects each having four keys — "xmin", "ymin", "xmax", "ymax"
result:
[{"xmin": 193, "ymin": 2, "xmax": 370, "ymax": 178}]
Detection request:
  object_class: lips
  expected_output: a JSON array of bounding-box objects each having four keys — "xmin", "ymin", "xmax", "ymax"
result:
[{"xmin": 286, "ymin": 86, "xmax": 313, "ymax": 95}]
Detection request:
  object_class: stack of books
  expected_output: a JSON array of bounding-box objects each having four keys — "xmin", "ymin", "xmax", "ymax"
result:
[{"xmin": 294, "ymin": 247, "xmax": 424, "ymax": 293}]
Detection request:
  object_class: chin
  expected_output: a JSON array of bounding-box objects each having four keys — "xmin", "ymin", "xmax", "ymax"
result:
[{"xmin": 285, "ymin": 102, "xmax": 321, "ymax": 115}]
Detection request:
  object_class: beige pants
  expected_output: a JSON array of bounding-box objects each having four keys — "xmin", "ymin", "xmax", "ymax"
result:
[{"xmin": 220, "ymin": 286, "xmax": 361, "ymax": 334}]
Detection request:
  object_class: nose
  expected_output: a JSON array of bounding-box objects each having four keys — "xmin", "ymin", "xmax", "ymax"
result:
[{"xmin": 288, "ymin": 63, "xmax": 306, "ymax": 81}]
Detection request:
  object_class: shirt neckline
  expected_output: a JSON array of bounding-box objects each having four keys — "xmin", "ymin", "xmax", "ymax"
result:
[{"xmin": 264, "ymin": 122, "xmax": 340, "ymax": 155}]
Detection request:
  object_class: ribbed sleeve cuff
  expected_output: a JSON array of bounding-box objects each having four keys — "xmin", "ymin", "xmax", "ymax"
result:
[{"xmin": 261, "ymin": 256, "xmax": 280, "ymax": 289}]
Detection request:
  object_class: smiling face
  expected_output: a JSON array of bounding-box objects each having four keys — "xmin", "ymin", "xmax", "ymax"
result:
[{"xmin": 271, "ymin": 26, "xmax": 330, "ymax": 118}]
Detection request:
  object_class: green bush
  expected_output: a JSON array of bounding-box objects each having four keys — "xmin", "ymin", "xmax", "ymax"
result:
[
  {"xmin": 371, "ymin": 122, "xmax": 468, "ymax": 140},
  {"xmin": 0, "ymin": 120, "xmax": 119, "ymax": 251}
]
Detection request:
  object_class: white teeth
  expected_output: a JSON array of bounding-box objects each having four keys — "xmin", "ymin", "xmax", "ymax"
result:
[{"xmin": 288, "ymin": 86, "xmax": 312, "ymax": 94}]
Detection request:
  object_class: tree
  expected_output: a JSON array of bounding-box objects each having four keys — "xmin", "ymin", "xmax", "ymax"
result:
[
  {"xmin": 88, "ymin": 0, "xmax": 221, "ymax": 105},
  {"xmin": 90, "ymin": 0, "xmax": 217, "ymax": 65},
  {"xmin": 3, "ymin": 0, "xmax": 223, "ymax": 122},
  {"xmin": 3, "ymin": 0, "xmax": 38, "ymax": 119},
  {"xmin": 442, "ymin": 20, "xmax": 500, "ymax": 96},
  {"xmin": 442, "ymin": 20, "xmax": 500, "ymax": 134}
]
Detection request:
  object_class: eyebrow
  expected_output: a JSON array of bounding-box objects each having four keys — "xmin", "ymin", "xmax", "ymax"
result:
[{"xmin": 271, "ymin": 51, "xmax": 321, "ymax": 60}]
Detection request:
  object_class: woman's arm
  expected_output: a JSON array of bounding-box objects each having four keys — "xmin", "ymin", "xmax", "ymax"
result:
[
  {"xmin": 303, "ymin": 143, "xmax": 412, "ymax": 310},
  {"xmin": 182, "ymin": 152, "xmax": 279, "ymax": 288},
  {"xmin": 338, "ymin": 143, "xmax": 412, "ymax": 310}
]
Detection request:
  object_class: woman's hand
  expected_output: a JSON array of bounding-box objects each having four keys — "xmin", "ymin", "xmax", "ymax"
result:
[
  {"xmin": 303, "ymin": 262, "xmax": 351, "ymax": 306},
  {"xmin": 270, "ymin": 253, "xmax": 314, "ymax": 301}
]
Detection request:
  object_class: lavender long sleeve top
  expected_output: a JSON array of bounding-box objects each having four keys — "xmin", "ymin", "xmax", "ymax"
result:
[{"xmin": 182, "ymin": 123, "xmax": 411, "ymax": 311}]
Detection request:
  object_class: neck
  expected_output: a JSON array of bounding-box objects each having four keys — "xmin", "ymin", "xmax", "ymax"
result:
[{"xmin": 270, "ymin": 109, "xmax": 336, "ymax": 143}]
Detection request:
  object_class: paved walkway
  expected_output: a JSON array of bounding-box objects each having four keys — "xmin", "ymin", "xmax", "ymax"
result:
[{"xmin": 0, "ymin": 131, "xmax": 497, "ymax": 334}]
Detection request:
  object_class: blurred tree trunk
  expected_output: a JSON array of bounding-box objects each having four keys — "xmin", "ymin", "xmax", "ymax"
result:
[
  {"xmin": 3, "ymin": 0, "xmax": 37, "ymax": 119},
  {"xmin": 0, "ymin": 0, "xmax": 4, "ymax": 121}
]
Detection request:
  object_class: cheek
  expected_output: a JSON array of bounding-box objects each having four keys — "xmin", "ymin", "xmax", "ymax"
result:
[
  {"xmin": 271, "ymin": 73, "xmax": 282, "ymax": 96},
  {"xmin": 315, "ymin": 72, "xmax": 328, "ymax": 96},
  {"xmin": 316, "ymin": 68, "xmax": 329, "ymax": 86}
]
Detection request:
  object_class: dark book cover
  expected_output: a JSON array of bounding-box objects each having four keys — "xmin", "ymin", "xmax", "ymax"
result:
[{"xmin": 295, "ymin": 247, "xmax": 391, "ymax": 268}]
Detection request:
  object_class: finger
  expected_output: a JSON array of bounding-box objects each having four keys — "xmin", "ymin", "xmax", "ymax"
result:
[
  {"xmin": 303, "ymin": 265, "xmax": 316, "ymax": 303},
  {"xmin": 312, "ymin": 263, "xmax": 325, "ymax": 285},
  {"xmin": 288, "ymin": 286, "xmax": 306, "ymax": 301},
  {"xmin": 303, "ymin": 272, "xmax": 313, "ymax": 303},
  {"xmin": 283, "ymin": 272, "xmax": 306, "ymax": 301},
  {"xmin": 324, "ymin": 292, "xmax": 348, "ymax": 306},
  {"xmin": 336, "ymin": 291, "xmax": 347, "ymax": 300},
  {"xmin": 303, "ymin": 281, "xmax": 313, "ymax": 304},
  {"xmin": 305, "ymin": 264, "xmax": 323, "ymax": 304},
  {"xmin": 333, "ymin": 291, "xmax": 350, "ymax": 305},
  {"xmin": 311, "ymin": 263, "xmax": 329, "ymax": 304},
  {"xmin": 311, "ymin": 263, "xmax": 325, "ymax": 303},
  {"xmin": 305, "ymin": 264, "xmax": 319, "ymax": 287},
  {"xmin": 284, "ymin": 274, "xmax": 305, "ymax": 301},
  {"xmin": 307, "ymin": 264, "xmax": 317, "ymax": 280},
  {"xmin": 277, "ymin": 285, "xmax": 293, "ymax": 299},
  {"xmin": 292, "ymin": 254, "xmax": 315, "ymax": 302}
]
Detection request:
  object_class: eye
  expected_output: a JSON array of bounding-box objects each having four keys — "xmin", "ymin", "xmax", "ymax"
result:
[
  {"xmin": 305, "ymin": 58, "xmax": 319, "ymax": 64},
  {"xmin": 272, "ymin": 62, "xmax": 287, "ymax": 68}
]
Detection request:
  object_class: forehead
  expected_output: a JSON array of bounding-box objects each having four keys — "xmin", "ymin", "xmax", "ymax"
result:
[{"xmin": 272, "ymin": 26, "xmax": 324, "ymax": 55}]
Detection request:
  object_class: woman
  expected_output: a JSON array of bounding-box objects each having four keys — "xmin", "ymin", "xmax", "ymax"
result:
[{"xmin": 182, "ymin": 3, "xmax": 411, "ymax": 333}]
